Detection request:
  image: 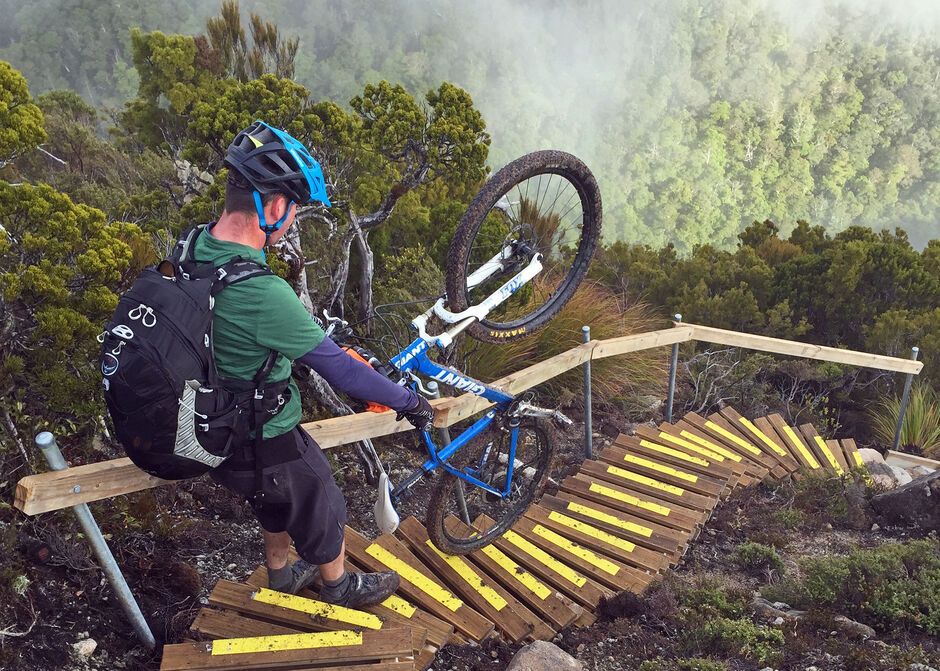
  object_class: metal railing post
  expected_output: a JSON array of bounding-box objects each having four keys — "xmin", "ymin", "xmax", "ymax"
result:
[
  {"xmin": 582, "ymin": 326, "xmax": 593, "ymax": 460},
  {"xmin": 666, "ymin": 314, "xmax": 682, "ymax": 424},
  {"xmin": 426, "ymin": 382, "xmax": 469, "ymax": 525},
  {"xmin": 892, "ymin": 346, "xmax": 920, "ymax": 452},
  {"xmin": 35, "ymin": 432, "xmax": 156, "ymax": 650}
]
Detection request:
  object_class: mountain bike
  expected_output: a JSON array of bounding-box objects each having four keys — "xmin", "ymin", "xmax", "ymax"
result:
[{"xmin": 328, "ymin": 150, "xmax": 602, "ymax": 555}]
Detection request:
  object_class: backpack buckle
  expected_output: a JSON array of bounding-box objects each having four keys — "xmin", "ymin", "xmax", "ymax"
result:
[
  {"xmin": 217, "ymin": 267, "xmax": 228, "ymax": 281},
  {"xmin": 254, "ymin": 389, "xmax": 265, "ymax": 400}
]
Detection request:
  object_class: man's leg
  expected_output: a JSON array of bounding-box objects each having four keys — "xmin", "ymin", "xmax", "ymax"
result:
[{"xmin": 264, "ymin": 530, "xmax": 291, "ymax": 570}]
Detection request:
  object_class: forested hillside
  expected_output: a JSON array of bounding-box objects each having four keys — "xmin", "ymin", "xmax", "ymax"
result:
[{"xmin": 1, "ymin": 0, "xmax": 938, "ymax": 250}]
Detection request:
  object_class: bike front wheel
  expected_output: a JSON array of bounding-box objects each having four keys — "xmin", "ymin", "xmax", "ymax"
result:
[
  {"xmin": 425, "ymin": 418, "xmax": 553, "ymax": 555},
  {"xmin": 446, "ymin": 150, "xmax": 603, "ymax": 343}
]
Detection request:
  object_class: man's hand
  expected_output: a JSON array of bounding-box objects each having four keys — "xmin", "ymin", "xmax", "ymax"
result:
[{"xmin": 396, "ymin": 395, "xmax": 434, "ymax": 432}]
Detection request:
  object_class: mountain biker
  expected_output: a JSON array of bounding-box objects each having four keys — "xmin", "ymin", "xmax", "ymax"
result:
[{"xmin": 196, "ymin": 121, "xmax": 434, "ymax": 606}]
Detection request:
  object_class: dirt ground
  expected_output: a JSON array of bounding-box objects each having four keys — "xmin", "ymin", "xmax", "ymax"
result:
[{"xmin": 2, "ymin": 400, "xmax": 938, "ymax": 671}]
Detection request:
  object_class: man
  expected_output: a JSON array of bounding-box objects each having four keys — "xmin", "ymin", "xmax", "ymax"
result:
[{"xmin": 194, "ymin": 121, "xmax": 434, "ymax": 607}]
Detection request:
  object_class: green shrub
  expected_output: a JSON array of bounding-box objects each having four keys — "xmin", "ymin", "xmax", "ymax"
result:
[
  {"xmin": 735, "ymin": 541, "xmax": 785, "ymax": 576},
  {"xmin": 771, "ymin": 507, "xmax": 806, "ymax": 530},
  {"xmin": 761, "ymin": 538, "xmax": 940, "ymax": 635},
  {"xmin": 677, "ymin": 577, "xmax": 751, "ymax": 619},
  {"xmin": 638, "ymin": 661, "xmax": 665, "ymax": 671},
  {"xmin": 791, "ymin": 469, "xmax": 870, "ymax": 528},
  {"xmin": 700, "ymin": 617, "xmax": 784, "ymax": 666}
]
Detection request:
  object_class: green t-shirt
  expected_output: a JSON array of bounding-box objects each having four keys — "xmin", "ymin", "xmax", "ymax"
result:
[{"xmin": 193, "ymin": 226, "xmax": 324, "ymax": 438}]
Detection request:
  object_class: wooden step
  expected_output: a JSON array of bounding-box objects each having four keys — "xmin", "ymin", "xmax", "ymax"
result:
[
  {"xmin": 798, "ymin": 423, "xmax": 847, "ymax": 475},
  {"xmin": 395, "ymin": 517, "xmax": 535, "ymax": 643},
  {"xmin": 764, "ymin": 414, "xmax": 823, "ymax": 472},
  {"xmin": 631, "ymin": 427, "xmax": 740, "ymax": 489},
  {"xmin": 598, "ymin": 444, "xmax": 727, "ymax": 499},
  {"xmin": 578, "ymin": 458, "xmax": 718, "ymax": 514},
  {"xmin": 344, "ymin": 527, "xmax": 494, "ymax": 642},
  {"xmin": 718, "ymin": 407, "xmax": 800, "ymax": 475},
  {"xmin": 159, "ymin": 628, "xmax": 415, "ymax": 671}
]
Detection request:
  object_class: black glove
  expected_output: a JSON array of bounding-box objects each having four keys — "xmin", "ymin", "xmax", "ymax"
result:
[{"xmin": 396, "ymin": 394, "xmax": 434, "ymax": 432}]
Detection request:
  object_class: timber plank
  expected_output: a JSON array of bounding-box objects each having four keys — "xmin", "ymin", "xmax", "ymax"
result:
[
  {"xmin": 598, "ymin": 444, "xmax": 726, "ymax": 498},
  {"xmin": 798, "ymin": 423, "xmax": 848, "ymax": 474},
  {"xmin": 578, "ymin": 459, "xmax": 717, "ymax": 514},
  {"xmin": 544, "ymin": 493, "xmax": 687, "ymax": 559},
  {"xmin": 475, "ymin": 514, "xmax": 614, "ymax": 609},
  {"xmin": 634, "ymin": 425, "xmax": 741, "ymax": 489},
  {"xmin": 396, "ymin": 517, "xmax": 533, "ymax": 643},
  {"xmin": 561, "ymin": 473, "xmax": 702, "ymax": 533},
  {"xmin": 512, "ymin": 512, "xmax": 653, "ymax": 593},
  {"xmin": 617, "ymin": 432, "xmax": 736, "ymax": 484},
  {"xmin": 684, "ymin": 323, "xmax": 922, "ymax": 374},
  {"xmin": 671, "ymin": 419, "xmax": 764, "ymax": 484},
  {"xmin": 191, "ymin": 608, "xmax": 301, "ymax": 639},
  {"xmin": 681, "ymin": 413, "xmax": 775, "ymax": 478},
  {"xmin": 159, "ymin": 628, "xmax": 414, "ymax": 671},
  {"xmin": 247, "ymin": 564, "xmax": 449, "ymax": 652},
  {"xmin": 752, "ymin": 416, "xmax": 806, "ymax": 475},
  {"xmin": 344, "ymin": 527, "xmax": 494, "ymax": 642},
  {"xmin": 705, "ymin": 412, "xmax": 785, "ymax": 478},
  {"xmin": 527, "ymin": 501, "xmax": 674, "ymax": 571},
  {"xmin": 718, "ymin": 407, "xmax": 800, "ymax": 474},
  {"xmin": 767, "ymin": 414, "xmax": 823, "ymax": 472},
  {"xmin": 657, "ymin": 421, "xmax": 755, "ymax": 486},
  {"xmin": 840, "ymin": 438, "xmax": 866, "ymax": 470},
  {"xmin": 443, "ymin": 516, "xmax": 579, "ymax": 632}
]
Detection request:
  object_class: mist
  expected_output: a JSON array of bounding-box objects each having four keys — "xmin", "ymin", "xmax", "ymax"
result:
[{"xmin": 1, "ymin": 0, "xmax": 937, "ymax": 249}]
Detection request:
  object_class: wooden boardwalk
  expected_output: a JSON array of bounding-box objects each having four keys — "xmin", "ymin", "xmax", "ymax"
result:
[{"xmin": 162, "ymin": 409, "xmax": 866, "ymax": 671}]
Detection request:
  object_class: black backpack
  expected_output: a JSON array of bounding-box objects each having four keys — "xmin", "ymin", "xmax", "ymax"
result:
[{"xmin": 99, "ymin": 225, "xmax": 288, "ymax": 480}]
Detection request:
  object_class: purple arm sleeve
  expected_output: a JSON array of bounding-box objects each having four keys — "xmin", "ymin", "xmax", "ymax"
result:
[{"xmin": 298, "ymin": 337, "xmax": 419, "ymax": 412}]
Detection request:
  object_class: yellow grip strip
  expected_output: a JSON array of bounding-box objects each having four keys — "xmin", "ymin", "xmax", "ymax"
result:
[
  {"xmin": 852, "ymin": 451, "xmax": 864, "ymax": 467},
  {"xmin": 548, "ymin": 511, "xmax": 637, "ymax": 552},
  {"xmin": 503, "ymin": 529, "xmax": 587, "ymax": 587},
  {"xmin": 781, "ymin": 425, "xmax": 820, "ymax": 469},
  {"xmin": 588, "ymin": 482, "xmax": 671, "ymax": 517},
  {"xmin": 813, "ymin": 436, "xmax": 844, "ymax": 475},
  {"xmin": 657, "ymin": 431, "xmax": 726, "ymax": 462},
  {"xmin": 210, "ymin": 630, "xmax": 363, "ymax": 655},
  {"xmin": 606, "ymin": 464, "xmax": 685, "ymax": 496},
  {"xmin": 427, "ymin": 541, "xmax": 507, "ymax": 611},
  {"xmin": 381, "ymin": 594, "xmax": 417, "ymax": 618},
  {"xmin": 564, "ymin": 502, "xmax": 653, "ymax": 537},
  {"xmin": 366, "ymin": 543, "xmax": 463, "ymax": 611},
  {"xmin": 705, "ymin": 420, "xmax": 762, "ymax": 456},
  {"xmin": 531, "ymin": 524, "xmax": 620, "ymax": 575},
  {"xmin": 481, "ymin": 544, "xmax": 552, "ymax": 600},
  {"xmin": 251, "ymin": 589, "xmax": 382, "ymax": 629},
  {"xmin": 678, "ymin": 430, "xmax": 742, "ymax": 462},
  {"xmin": 623, "ymin": 453, "xmax": 698, "ymax": 483},
  {"xmin": 737, "ymin": 418, "xmax": 788, "ymax": 457},
  {"xmin": 638, "ymin": 439, "xmax": 710, "ymax": 466}
]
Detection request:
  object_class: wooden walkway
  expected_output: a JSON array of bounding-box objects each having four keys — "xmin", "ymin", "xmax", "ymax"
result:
[{"xmin": 162, "ymin": 409, "xmax": 866, "ymax": 671}]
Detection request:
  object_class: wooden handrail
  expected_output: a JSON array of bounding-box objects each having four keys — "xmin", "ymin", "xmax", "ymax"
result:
[{"xmin": 13, "ymin": 322, "xmax": 919, "ymax": 515}]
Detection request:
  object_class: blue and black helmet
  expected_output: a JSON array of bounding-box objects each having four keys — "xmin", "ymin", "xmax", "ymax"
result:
[{"xmin": 225, "ymin": 121, "xmax": 331, "ymax": 207}]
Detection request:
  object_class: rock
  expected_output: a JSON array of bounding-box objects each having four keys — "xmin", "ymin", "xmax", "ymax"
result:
[
  {"xmin": 871, "ymin": 470, "xmax": 940, "ymax": 532},
  {"xmin": 889, "ymin": 465, "xmax": 914, "ymax": 486},
  {"xmin": 859, "ymin": 448, "xmax": 886, "ymax": 464},
  {"xmin": 72, "ymin": 638, "xmax": 97, "ymax": 657},
  {"xmin": 907, "ymin": 664, "xmax": 939, "ymax": 671},
  {"xmin": 507, "ymin": 641, "xmax": 582, "ymax": 671},
  {"xmin": 871, "ymin": 523, "xmax": 881, "ymax": 531},
  {"xmin": 752, "ymin": 596, "xmax": 790, "ymax": 620},
  {"xmin": 833, "ymin": 615, "xmax": 876, "ymax": 639},
  {"xmin": 772, "ymin": 616, "xmax": 785, "ymax": 626},
  {"xmin": 909, "ymin": 466, "xmax": 936, "ymax": 478},
  {"xmin": 868, "ymin": 460, "xmax": 901, "ymax": 488},
  {"xmin": 771, "ymin": 601, "xmax": 791, "ymax": 610}
]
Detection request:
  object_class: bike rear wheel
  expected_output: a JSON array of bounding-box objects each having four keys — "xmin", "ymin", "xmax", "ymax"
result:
[
  {"xmin": 446, "ymin": 150, "xmax": 602, "ymax": 343},
  {"xmin": 425, "ymin": 417, "xmax": 553, "ymax": 555}
]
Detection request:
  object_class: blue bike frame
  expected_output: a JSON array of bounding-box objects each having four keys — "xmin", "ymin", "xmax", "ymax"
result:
[{"xmin": 390, "ymin": 337, "xmax": 518, "ymax": 497}]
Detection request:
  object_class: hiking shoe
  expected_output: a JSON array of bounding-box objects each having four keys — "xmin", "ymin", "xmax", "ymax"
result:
[
  {"xmin": 268, "ymin": 560, "xmax": 320, "ymax": 595},
  {"xmin": 319, "ymin": 571, "xmax": 400, "ymax": 608}
]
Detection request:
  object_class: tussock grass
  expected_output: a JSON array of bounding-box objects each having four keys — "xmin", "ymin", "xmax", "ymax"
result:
[
  {"xmin": 462, "ymin": 281, "xmax": 669, "ymax": 406},
  {"xmin": 869, "ymin": 382, "xmax": 940, "ymax": 457}
]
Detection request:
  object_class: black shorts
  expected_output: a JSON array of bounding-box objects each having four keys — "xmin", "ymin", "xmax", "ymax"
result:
[{"xmin": 210, "ymin": 426, "xmax": 347, "ymax": 565}]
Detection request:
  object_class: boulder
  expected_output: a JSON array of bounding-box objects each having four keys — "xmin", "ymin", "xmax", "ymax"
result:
[
  {"xmin": 870, "ymin": 470, "xmax": 940, "ymax": 531},
  {"xmin": 889, "ymin": 465, "xmax": 913, "ymax": 486},
  {"xmin": 833, "ymin": 615, "xmax": 876, "ymax": 639},
  {"xmin": 72, "ymin": 638, "xmax": 97, "ymax": 657},
  {"xmin": 908, "ymin": 465, "xmax": 936, "ymax": 478},
  {"xmin": 858, "ymin": 448, "xmax": 886, "ymax": 464},
  {"xmin": 507, "ymin": 640, "xmax": 583, "ymax": 671},
  {"xmin": 867, "ymin": 461, "xmax": 901, "ymax": 489}
]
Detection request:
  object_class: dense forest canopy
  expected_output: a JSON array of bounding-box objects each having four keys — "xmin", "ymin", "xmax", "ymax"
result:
[{"xmin": 1, "ymin": 0, "xmax": 938, "ymax": 251}]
